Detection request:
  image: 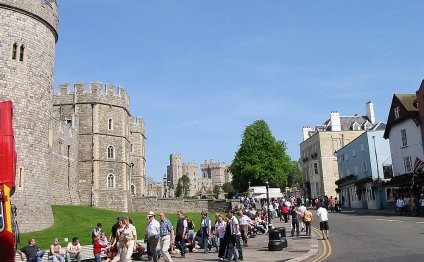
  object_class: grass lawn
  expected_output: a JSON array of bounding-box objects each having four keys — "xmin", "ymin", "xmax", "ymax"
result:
[{"xmin": 18, "ymin": 205, "xmax": 204, "ymax": 250}]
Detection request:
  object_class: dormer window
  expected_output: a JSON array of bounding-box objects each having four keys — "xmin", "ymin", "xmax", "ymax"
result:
[
  {"xmin": 108, "ymin": 118, "xmax": 113, "ymax": 130},
  {"xmin": 351, "ymin": 122, "xmax": 360, "ymax": 131},
  {"xmin": 394, "ymin": 107, "xmax": 400, "ymax": 119},
  {"xmin": 363, "ymin": 121, "xmax": 372, "ymax": 130}
]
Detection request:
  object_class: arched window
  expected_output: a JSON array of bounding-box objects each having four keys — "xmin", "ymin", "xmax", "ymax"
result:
[
  {"xmin": 107, "ymin": 174, "xmax": 115, "ymax": 188},
  {"xmin": 107, "ymin": 145, "xmax": 115, "ymax": 159},
  {"xmin": 108, "ymin": 118, "xmax": 113, "ymax": 130},
  {"xmin": 131, "ymin": 185, "xmax": 135, "ymax": 195},
  {"xmin": 12, "ymin": 43, "xmax": 17, "ymax": 60},
  {"xmin": 19, "ymin": 45, "xmax": 25, "ymax": 61}
]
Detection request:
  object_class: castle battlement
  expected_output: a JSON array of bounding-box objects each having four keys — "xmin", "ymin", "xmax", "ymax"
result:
[
  {"xmin": 55, "ymin": 82, "xmax": 130, "ymax": 112},
  {"xmin": 130, "ymin": 116, "xmax": 145, "ymax": 134},
  {"xmin": 201, "ymin": 160, "xmax": 227, "ymax": 169}
]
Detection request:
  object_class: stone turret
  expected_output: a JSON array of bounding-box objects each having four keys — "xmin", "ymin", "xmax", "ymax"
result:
[{"xmin": 0, "ymin": 0, "xmax": 58, "ymax": 232}]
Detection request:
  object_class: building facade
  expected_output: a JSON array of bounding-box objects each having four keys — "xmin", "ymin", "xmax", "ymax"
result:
[
  {"xmin": 300, "ymin": 102, "xmax": 378, "ymax": 199},
  {"xmin": 336, "ymin": 128, "xmax": 391, "ymax": 209},
  {"xmin": 384, "ymin": 92, "xmax": 424, "ymax": 195}
]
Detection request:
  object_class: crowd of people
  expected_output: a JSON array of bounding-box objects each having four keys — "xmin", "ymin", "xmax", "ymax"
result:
[
  {"xmin": 17, "ymin": 194, "xmax": 336, "ymax": 262},
  {"xmin": 395, "ymin": 193, "xmax": 424, "ymax": 216}
]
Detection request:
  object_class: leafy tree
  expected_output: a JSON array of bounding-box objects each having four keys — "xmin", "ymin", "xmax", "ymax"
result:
[
  {"xmin": 229, "ymin": 120, "xmax": 293, "ymax": 192},
  {"xmin": 222, "ymin": 182, "xmax": 234, "ymax": 194},
  {"xmin": 213, "ymin": 185, "xmax": 221, "ymax": 198},
  {"xmin": 175, "ymin": 175, "xmax": 191, "ymax": 197},
  {"xmin": 287, "ymin": 160, "xmax": 302, "ymax": 187}
]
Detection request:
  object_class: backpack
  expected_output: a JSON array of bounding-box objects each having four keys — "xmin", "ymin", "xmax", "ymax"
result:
[{"xmin": 303, "ymin": 210, "xmax": 312, "ymax": 222}]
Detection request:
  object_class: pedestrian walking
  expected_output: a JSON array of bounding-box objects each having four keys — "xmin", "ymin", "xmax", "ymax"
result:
[
  {"xmin": 146, "ymin": 211, "xmax": 160, "ymax": 262},
  {"xmin": 159, "ymin": 212, "xmax": 174, "ymax": 262},
  {"xmin": 175, "ymin": 211, "xmax": 187, "ymax": 258},
  {"xmin": 317, "ymin": 206, "xmax": 329, "ymax": 240},
  {"xmin": 200, "ymin": 211, "xmax": 212, "ymax": 254},
  {"xmin": 227, "ymin": 210, "xmax": 243, "ymax": 261},
  {"xmin": 238, "ymin": 210, "xmax": 251, "ymax": 247},
  {"xmin": 303, "ymin": 208, "xmax": 313, "ymax": 236},
  {"xmin": 290, "ymin": 206, "xmax": 300, "ymax": 237},
  {"xmin": 215, "ymin": 214, "xmax": 227, "ymax": 261}
]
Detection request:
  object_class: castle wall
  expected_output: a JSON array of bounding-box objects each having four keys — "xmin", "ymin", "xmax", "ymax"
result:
[
  {"xmin": 131, "ymin": 197, "xmax": 237, "ymax": 214},
  {"xmin": 130, "ymin": 117, "xmax": 146, "ymax": 196},
  {"xmin": 0, "ymin": 0, "xmax": 58, "ymax": 232},
  {"xmin": 53, "ymin": 82, "xmax": 144, "ymax": 212},
  {"xmin": 50, "ymin": 117, "xmax": 80, "ymax": 205}
]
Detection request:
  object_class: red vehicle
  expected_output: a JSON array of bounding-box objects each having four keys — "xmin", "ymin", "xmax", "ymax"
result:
[{"xmin": 0, "ymin": 100, "xmax": 18, "ymax": 262}]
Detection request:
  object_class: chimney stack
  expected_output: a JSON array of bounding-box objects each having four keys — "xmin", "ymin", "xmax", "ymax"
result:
[
  {"xmin": 366, "ymin": 101, "xmax": 376, "ymax": 124},
  {"xmin": 330, "ymin": 111, "xmax": 341, "ymax": 131}
]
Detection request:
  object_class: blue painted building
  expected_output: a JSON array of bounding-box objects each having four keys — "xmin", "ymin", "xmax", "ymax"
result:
[{"xmin": 335, "ymin": 124, "xmax": 392, "ymax": 209}]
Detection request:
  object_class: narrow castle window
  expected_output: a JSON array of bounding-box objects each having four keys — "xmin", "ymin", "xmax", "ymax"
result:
[
  {"xmin": 108, "ymin": 118, "xmax": 113, "ymax": 130},
  {"xmin": 19, "ymin": 45, "xmax": 25, "ymax": 61},
  {"xmin": 131, "ymin": 185, "xmax": 135, "ymax": 195},
  {"xmin": 107, "ymin": 174, "xmax": 115, "ymax": 188},
  {"xmin": 12, "ymin": 43, "xmax": 17, "ymax": 60},
  {"xmin": 107, "ymin": 145, "xmax": 115, "ymax": 159},
  {"xmin": 18, "ymin": 168, "xmax": 23, "ymax": 188}
]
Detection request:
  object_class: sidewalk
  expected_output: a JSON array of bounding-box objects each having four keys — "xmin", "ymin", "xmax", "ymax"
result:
[{"xmin": 166, "ymin": 218, "xmax": 319, "ymax": 262}]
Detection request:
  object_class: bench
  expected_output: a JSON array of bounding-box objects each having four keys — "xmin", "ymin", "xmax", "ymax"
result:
[
  {"xmin": 15, "ymin": 245, "xmax": 106, "ymax": 262},
  {"xmin": 16, "ymin": 241, "xmax": 147, "ymax": 262}
]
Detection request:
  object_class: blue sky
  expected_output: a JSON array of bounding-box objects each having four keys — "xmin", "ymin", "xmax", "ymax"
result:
[{"xmin": 55, "ymin": 1, "xmax": 424, "ymax": 182}]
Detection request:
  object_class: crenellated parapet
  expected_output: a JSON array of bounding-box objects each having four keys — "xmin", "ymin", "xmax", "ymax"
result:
[
  {"xmin": 54, "ymin": 82, "xmax": 130, "ymax": 112},
  {"xmin": 0, "ymin": 0, "xmax": 58, "ymax": 41},
  {"xmin": 201, "ymin": 160, "xmax": 227, "ymax": 171},
  {"xmin": 130, "ymin": 116, "xmax": 145, "ymax": 134}
]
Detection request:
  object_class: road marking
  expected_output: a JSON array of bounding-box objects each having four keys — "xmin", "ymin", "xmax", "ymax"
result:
[
  {"xmin": 311, "ymin": 227, "xmax": 332, "ymax": 262},
  {"xmin": 376, "ymin": 218, "xmax": 402, "ymax": 222},
  {"xmin": 416, "ymin": 222, "xmax": 424, "ymax": 224}
]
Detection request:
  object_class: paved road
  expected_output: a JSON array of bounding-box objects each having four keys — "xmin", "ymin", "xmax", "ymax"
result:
[
  {"xmin": 319, "ymin": 208, "xmax": 424, "ymax": 262},
  {"xmin": 139, "ymin": 218, "xmax": 318, "ymax": 262}
]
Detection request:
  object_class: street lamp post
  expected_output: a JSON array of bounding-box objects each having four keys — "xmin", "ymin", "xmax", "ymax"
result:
[
  {"xmin": 372, "ymin": 136, "xmax": 384, "ymax": 210},
  {"xmin": 265, "ymin": 181, "xmax": 272, "ymax": 228}
]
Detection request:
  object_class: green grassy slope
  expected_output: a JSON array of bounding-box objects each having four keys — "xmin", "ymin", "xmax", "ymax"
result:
[{"xmin": 18, "ymin": 205, "xmax": 203, "ymax": 250}]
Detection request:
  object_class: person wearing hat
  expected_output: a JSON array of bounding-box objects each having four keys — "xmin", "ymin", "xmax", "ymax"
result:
[{"xmin": 146, "ymin": 211, "xmax": 160, "ymax": 262}]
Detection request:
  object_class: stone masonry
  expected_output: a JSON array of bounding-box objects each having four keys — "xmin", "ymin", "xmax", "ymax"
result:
[
  {"xmin": 0, "ymin": 0, "xmax": 58, "ymax": 232},
  {"xmin": 53, "ymin": 82, "xmax": 146, "ymax": 212}
]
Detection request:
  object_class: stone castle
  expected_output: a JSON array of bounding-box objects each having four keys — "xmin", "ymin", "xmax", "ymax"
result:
[
  {"xmin": 166, "ymin": 154, "xmax": 232, "ymax": 197},
  {"xmin": 0, "ymin": 0, "xmax": 146, "ymax": 232}
]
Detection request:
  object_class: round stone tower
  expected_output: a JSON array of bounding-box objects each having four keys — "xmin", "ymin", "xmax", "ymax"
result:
[{"xmin": 0, "ymin": 0, "xmax": 58, "ymax": 232}]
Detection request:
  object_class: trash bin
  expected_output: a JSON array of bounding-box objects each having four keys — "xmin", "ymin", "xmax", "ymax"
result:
[
  {"xmin": 268, "ymin": 228, "xmax": 283, "ymax": 251},
  {"xmin": 274, "ymin": 227, "xmax": 288, "ymax": 248}
]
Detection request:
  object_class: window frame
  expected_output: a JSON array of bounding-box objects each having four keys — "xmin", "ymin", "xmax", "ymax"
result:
[
  {"xmin": 404, "ymin": 156, "xmax": 412, "ymax": 173},
  {"xmin": 107, "ymin": 145, "xmax": 115, "ymax": 159},
  {"xmin": 401, "ymin": 129, "xmax": 408, "ymax": 147},
  {"xmin": 107, "ymin": 174, "xmax": 115, "ymax": 188},
  {"xmin": 394, "ymin": 107, "xmax": 400, "ymax": 119}
]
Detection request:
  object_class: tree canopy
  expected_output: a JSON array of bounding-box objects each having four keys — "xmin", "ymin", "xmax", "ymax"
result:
[
  {"xmin": 175, "ymin": 175, "xmax": 191, "ymax": 197},
  {"xmin": 229, "ymin": 120, "xmax": 295, "ymax": 192}
]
